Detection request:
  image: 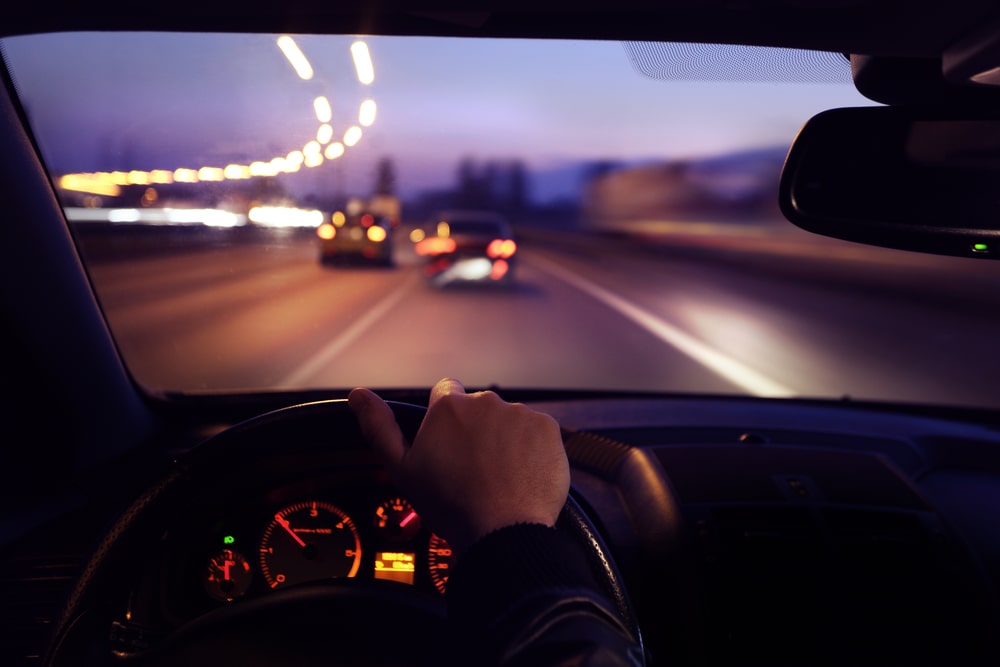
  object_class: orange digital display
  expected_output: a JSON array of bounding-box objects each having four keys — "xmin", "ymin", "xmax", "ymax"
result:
[{"xmin": 374, "ymin": 551, "xmax": 415, "ymax": 585}]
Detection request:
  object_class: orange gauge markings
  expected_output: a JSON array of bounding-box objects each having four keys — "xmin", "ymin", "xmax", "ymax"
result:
[{"xmin": 258, "ymin": 500, "xmax": 362, "ymax": 589}]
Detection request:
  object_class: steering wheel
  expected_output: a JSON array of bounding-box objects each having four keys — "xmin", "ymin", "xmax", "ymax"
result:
[{"xmin": 44, "ymin": 400, "xmax": 644, "ymax": 666}]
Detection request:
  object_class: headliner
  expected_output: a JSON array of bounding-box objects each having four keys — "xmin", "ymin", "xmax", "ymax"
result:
[{"xmin": 1, "ymin": 1, "xmax": 997, "ymax": 59}]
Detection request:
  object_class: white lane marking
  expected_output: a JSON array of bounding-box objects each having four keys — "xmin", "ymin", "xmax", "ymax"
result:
[
  {"xmin": 533, "ymin": 255, "xmax": 797, "ymax": 397},
  {"xmin": 278, "ymin": 271, "xmax": 420, "ymax": 387}
]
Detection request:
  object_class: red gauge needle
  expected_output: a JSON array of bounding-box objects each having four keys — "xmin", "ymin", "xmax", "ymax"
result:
[
  {"xmin": 223, "ymin": 559, "xmax": 233, "ymax": 580},
  {"xmin": 274, "ymin": 513, "xmax": 306, "ymax": 547},
  {"xmin": 399, "ymin": 510, "xmax": 418, "ymax": 528}
]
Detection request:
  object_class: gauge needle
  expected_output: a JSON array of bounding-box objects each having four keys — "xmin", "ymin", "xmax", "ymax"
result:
[
  {"xmin": 223, "ymin": 559, "xmax": 232, "ymax": 580},
  {"xmin": 399, "ymin": 510, "xmax": 418, "ymax": 528},
  {"xmin": 275, "ymin": 513, "xmax": 306, "ymax": 547}
]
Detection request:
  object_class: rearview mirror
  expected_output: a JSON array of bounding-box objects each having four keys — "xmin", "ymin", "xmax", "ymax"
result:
[{"xmin": 779, "ymin": 106, "xmax": 1000, "ymax": 259}]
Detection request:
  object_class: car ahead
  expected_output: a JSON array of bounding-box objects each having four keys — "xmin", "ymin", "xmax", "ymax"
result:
[
  {"xmin": 414, "ymin": 210, "xmax": 517, "ymax": 286},
  {"xmin": 3, "ymin": 3, "xmax": 1000, "ymax": 667},
  {"xmin": 317, "ymin": 212, "xmax": 395, "ymax": 266}
]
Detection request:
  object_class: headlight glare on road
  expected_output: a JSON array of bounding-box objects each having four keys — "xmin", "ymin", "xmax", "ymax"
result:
[{"xmin": 453, "ymin": 258, "xmax": 493, "ymax": 281}]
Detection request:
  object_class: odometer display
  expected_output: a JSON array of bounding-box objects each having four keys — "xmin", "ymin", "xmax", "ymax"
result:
[{"xmin": 259, "ymin": 500, "xmax": 362, "ymax": 589}]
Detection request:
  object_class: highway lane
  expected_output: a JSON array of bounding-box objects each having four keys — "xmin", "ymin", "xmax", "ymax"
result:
[{"xmin": 84, "ymin": 226, "xmax": 1000, "ymax": 408}]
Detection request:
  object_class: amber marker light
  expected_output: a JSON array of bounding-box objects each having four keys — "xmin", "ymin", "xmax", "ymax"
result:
[
  {"xmin": 415, "ymin": 236, "xmax": 457, "ymax": 256},
  {"xmin": 367, "ymin": 225, "xmax": 387, "ymax": 243},
  {"xmin": 487, "ymin": 239, "xmax": 517, "ymax": 259},
  {"xmin": 317, "ymin": 223, "xmax": 336, "ymax": 240}
]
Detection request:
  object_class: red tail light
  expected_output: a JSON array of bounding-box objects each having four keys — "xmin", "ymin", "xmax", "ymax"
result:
[{"xmin": 490, "ymin": 259, "xmax": 509, "ymax": 281}]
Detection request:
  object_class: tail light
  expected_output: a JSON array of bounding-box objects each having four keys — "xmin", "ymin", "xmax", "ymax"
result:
[
  {"xmin": 416, "ymin": 237, "xmax": 457, "ymax": 256},
  {"xmin": 487, "ymin": 239, "xmax": 517, "ymax": 259},
  {"xmin": 490, "ymin": 259, "xmax": 510, "ymax": 281}
]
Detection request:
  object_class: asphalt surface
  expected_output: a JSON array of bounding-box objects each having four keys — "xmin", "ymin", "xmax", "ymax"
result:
[{"xmin": 85, "ymin": 223, "xmax": 1000, "ymax": 408}]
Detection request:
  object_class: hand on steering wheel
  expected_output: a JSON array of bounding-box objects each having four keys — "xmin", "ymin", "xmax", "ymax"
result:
[
  {"xmin": 45, "ymin": 391, "xmax": 642, "ymax": 666},
  {"xmin": 349, "ymin": 377, "xmax": 569, "ymax": 556}
]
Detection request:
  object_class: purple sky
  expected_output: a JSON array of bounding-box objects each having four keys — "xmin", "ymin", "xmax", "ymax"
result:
[{"xmin": 1, "ymin": 33, "xmax": 874, "ymax": 202}]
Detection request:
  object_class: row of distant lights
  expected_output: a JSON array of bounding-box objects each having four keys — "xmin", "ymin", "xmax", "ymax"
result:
[
  {"xmin": 59, "ymin": 37, "xmax": 376, "ymax": 198},
  {"xmin": 64, "ymin": 204, "xmax": 328, "ymax": 228}
]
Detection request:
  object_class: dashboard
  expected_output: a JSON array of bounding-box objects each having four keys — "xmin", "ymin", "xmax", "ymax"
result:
[
  {"xmin": 157, "ymin": 473, "xmax": 454, "ymax": 626},
  {"xmin": 8, "ymin": 397, "xmax": 1000, "ymax": 666}
]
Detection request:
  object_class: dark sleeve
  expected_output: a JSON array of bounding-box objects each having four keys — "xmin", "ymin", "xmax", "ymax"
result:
[{"xmin": 445, "ymin": 523, "xmax": 644, "ymax": 667}]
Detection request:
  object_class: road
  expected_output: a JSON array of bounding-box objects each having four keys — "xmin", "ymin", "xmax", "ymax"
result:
[{"xmin": 84, "ymin": 224, "xmax": 1000, "ymax": 408}]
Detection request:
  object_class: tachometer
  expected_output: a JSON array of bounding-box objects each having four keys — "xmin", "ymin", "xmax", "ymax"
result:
[{"xmin": 258, "ymin": 500, "xmax": 362, "ymax": 589}]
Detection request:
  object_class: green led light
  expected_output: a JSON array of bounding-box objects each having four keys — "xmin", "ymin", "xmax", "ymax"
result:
[
  {"xmin": 223, "ymin": 535, "xmax": 235, "ymax": 545},
  {"xmin": 972, "ymin": 243, "xmax": 989, "ymax": 252}
]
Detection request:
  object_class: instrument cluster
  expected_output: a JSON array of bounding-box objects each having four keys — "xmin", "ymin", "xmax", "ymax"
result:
[{"xmin": 159, "ymin": 474, "xmax": 455, "ymax": 622}]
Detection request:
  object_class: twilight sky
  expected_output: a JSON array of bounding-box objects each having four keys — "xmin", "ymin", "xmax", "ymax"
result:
[{"xmin": 1, "ymin": 32, "xmax": 874, "ymax": 202}]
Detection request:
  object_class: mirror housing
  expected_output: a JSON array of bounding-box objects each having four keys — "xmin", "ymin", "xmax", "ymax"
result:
[{"xmin": 779, "ymin": 106, "xmax": 1000, "ymax": 259}]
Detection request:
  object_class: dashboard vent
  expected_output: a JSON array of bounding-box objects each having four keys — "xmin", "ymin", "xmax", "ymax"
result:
[{"xmin": 0, "ymin": 555, "xmax": 81, "ymax": 666}]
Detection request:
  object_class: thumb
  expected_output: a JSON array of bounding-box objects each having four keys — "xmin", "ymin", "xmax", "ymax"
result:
[{"xmin": 348, "ymin": 388, "xmax": 408, "ymax": 472}]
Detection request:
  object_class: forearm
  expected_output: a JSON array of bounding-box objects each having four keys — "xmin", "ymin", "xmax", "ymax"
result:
[{"xmin": 446, "ymin": 523, "xmax": 643, "ymax": 667}]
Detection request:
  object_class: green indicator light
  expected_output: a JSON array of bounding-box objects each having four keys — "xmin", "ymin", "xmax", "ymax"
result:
[
  {"xmin": 223, "ymin": 535, "xmax": 235, "ymax": 545},
  {"xmin": 972, "ymin": 243, "xmax": 989, "ymax": 253}
]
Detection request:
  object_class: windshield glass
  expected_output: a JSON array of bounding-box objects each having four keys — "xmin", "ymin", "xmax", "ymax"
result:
[{"xmin": 4, "ymin": 32, "xmax": 1000, "ymax": 406}]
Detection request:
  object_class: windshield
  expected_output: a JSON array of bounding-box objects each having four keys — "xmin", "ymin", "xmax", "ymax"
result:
[{"xmin": 3, "ymin": 32, "xmax": 1000, "ymax": 406}]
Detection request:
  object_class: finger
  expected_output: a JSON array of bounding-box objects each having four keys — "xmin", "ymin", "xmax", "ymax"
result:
[
  {"xmin": 348, "ymin": 388, "xmax": 408, "ymax": 470},
  {"xmin": 428, "ymin": 377, "xmax": 465, "ymax": 408}
]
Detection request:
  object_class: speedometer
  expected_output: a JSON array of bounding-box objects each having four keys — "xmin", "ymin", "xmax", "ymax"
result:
[
  {"xmin": 258, "ymin": 500, "xmax": 362, "ymax": 589},
  {"xmin": 427, "ymin": 533, "xmax": 455, "ymax": 594}
]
